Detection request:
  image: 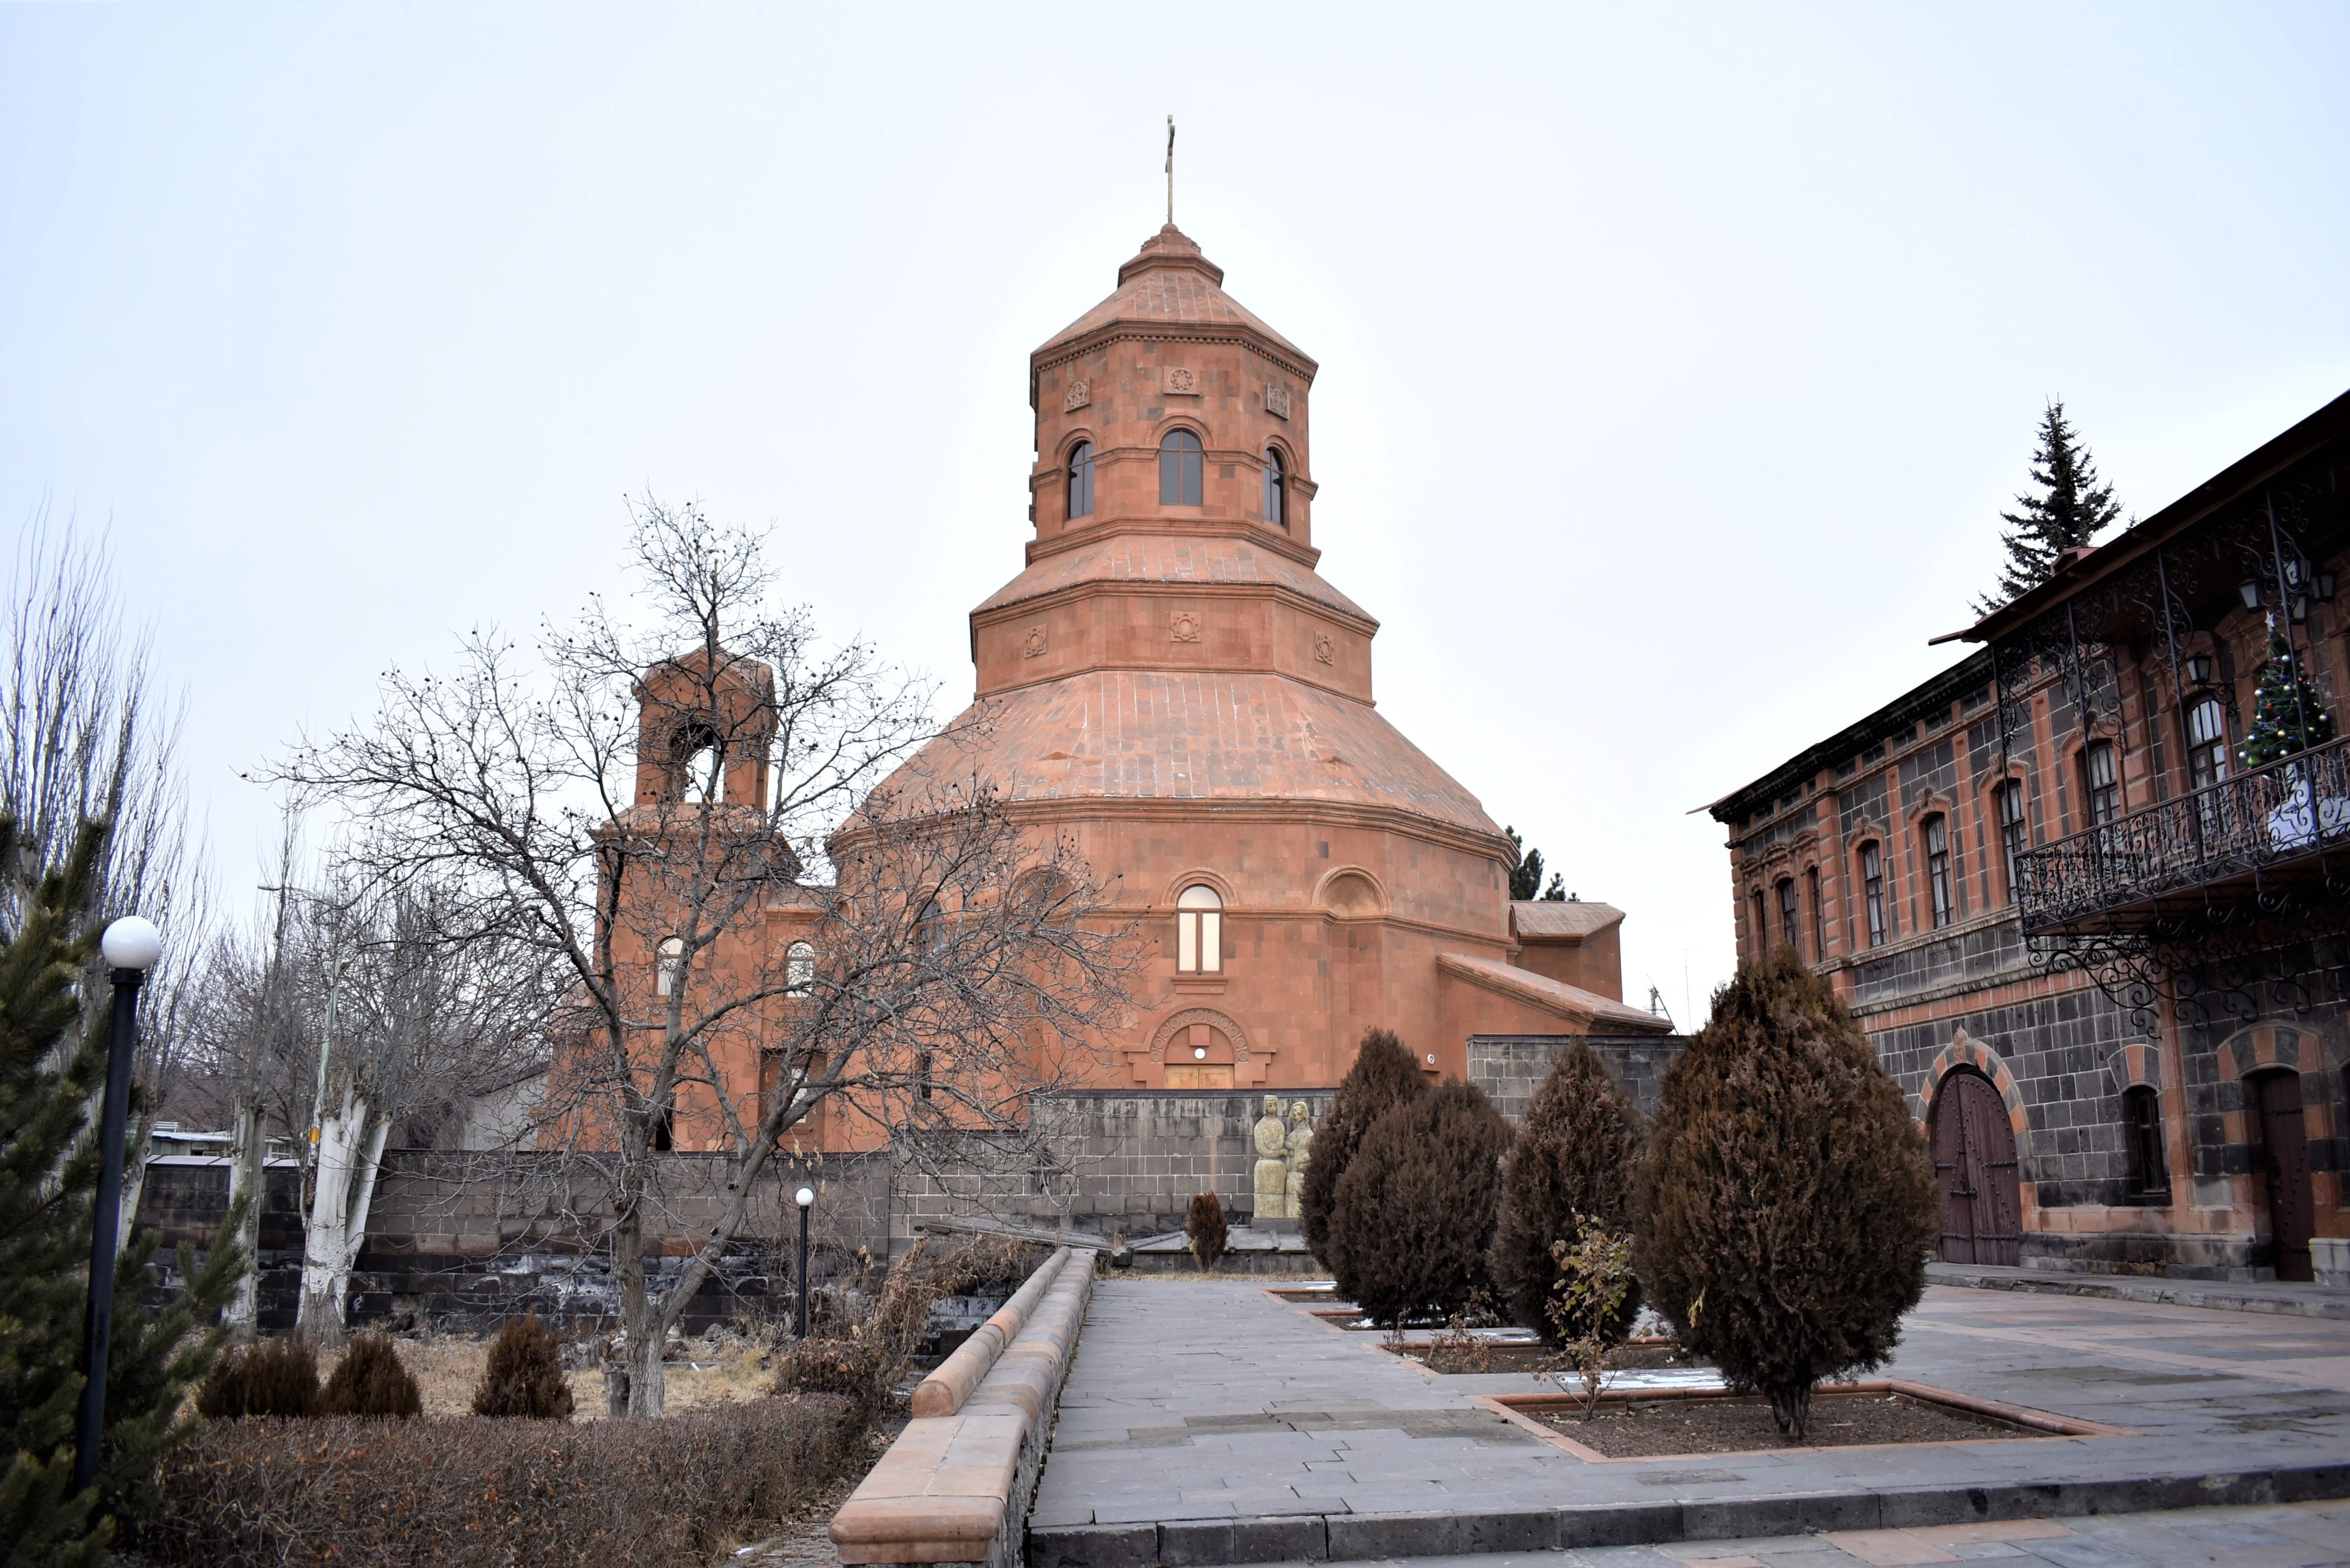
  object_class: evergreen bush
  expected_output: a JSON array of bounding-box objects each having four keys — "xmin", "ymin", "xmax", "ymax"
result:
[
  {"xmin": 1185, "ymin": 1191, "xmax": 1227, "ymax": 1271},
  {"xmin": 1299, "ymin": 1028, "xmax": 1428, "ymax": 1270},
  {"xmin": 1, "ymin": 815, "xmax": 246, "ymax": 1564},
  {"xmin": 1326, "ymin": 1081, "xmax": 1514, "ymax": 1328},
  {"xmin": 1491, "ymin": 1042, "xmax": 1645, "ymax": 1339},
  {"xmin": 321, "ymin": 1333, "xmax": 421, "ymax": 1418},
  {"xmin": 196, "ymin": 1339, "xmax": 321, "ymax": 1420},
  {"xmin": 1637, "ymin": 948, "xmax": 1939, "ymax": 1439},
  {"xmin": 469, "ymin": 1314, "xmax": 574, "ymax": 1419}
]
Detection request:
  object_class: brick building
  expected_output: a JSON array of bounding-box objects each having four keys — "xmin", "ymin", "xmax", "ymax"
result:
[{"xmin": 1714, "ymin": 389, "xmax": 2350, "ymax": 1284}]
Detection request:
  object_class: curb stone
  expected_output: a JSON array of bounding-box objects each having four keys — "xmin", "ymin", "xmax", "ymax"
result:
[{"xmin": 1022, "ymin": 1462, "xmax": 2350, "ymax": 1567}]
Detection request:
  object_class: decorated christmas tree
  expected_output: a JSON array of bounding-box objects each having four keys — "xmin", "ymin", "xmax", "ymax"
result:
[{"xmin": 2238, "ymin": 619, "xmax": 2337, "ymax": 771}]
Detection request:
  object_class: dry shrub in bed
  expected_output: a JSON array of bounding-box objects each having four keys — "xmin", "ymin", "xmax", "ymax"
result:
[
  {"xmin": 197, "ymin": 1338, "xmax": 322, "ymax": 1420},
  {"xmin": 1185, "ymin": 1191, "xmax": 1227, "ymax": 1271},
  {"xmin": 322, "ymin": 1333, "xmax": 422, "ymax": 1418},
  {"xmin": 770, "ymin": 1335, "xmax": 888, "ymax": 1425},
  {"xmin": 472, "ymin": 1314, "xmax": 574, "ymax": 1419},
  {"xmin": 128, "ymin": 1394, "xmax": 867, "ymax": 1568}
]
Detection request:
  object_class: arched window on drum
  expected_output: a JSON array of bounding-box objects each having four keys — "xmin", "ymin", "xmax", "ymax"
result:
[
  {"xmin": 785, "ymin": 941, "xmax": 815, "ymax": 992},
  {"xmin": 1176, "ymin": 885, "xmax": 1222, "ymax": 974}
]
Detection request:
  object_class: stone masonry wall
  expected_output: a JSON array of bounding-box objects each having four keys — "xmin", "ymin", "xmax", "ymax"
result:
[{"xmin": 1466, "ymin": 1034, "xmax": 1685, "ymax": 1125}]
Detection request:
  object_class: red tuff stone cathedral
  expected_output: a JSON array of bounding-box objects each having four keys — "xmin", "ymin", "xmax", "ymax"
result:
[{"xmin": 858, "ymin": 224, "xmax": 1663, "ymax": 1098}]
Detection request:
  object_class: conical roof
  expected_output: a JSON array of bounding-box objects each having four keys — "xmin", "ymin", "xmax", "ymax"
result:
[{"xmin": 1034, "ymin": 225, "xmax": 1313, "ymax": 367}]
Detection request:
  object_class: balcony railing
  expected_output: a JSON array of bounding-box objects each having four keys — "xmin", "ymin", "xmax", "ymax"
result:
[{"xmin": 2016, "ymin": 733, "xmax": 2350, "ymax": 933}]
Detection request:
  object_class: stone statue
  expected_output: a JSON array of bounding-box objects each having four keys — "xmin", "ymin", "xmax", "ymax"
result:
[
  {"xmin": 1252, "ymin": 1094, "xmax": 1290, "ymax": 1221},
  {"xmin": 1283, "ymin": 1101, "xmax": 1314, "ymax": 1220}
]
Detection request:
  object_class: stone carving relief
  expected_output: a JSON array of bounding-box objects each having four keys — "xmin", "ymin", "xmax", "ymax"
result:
[
  {"xmin": 1169, "ymin": 610, "xmax": 1202, "ymax": 643},
  {"xmin": 1265, "ymin": 383, "xmax": 1292, "ymax": 419},
  {"xmin": 1251, "ymin": 1096, "xmax": 1315, "ymax": 1221},
  {"xmin": 1313, "ymin": 630, "xmax": 1335, "ymax": 665},
  {"xmin": 1022, "ymin": 625, "xmax": 1048, "ymax": 659},
  {"xmin": 1165, "ymin": 366, "xmax": 1198, "ymax": 395},
  {"xmin": 1065, "ymin": 378, "xmax": 1089, "ymax": 411}
]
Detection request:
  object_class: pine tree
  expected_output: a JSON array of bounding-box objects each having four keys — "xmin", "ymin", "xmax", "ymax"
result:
[
  {"xmin": 1637, "ymin": 948, "xmax": 1937, "ymax": 1440},
  {"xmin": 1299, "ymin": 1028, "xmax": 1428, "ymax": 1269},
  {"xmin": 1490, "ymin": 1043, "xmax": 1644, "ymax": 1340},
  {"xmin": 0, "ymin": 816, "xmax": 246, "ymax": 1562},
  {"xmin": 2240, "ymin": 620, "xmax": 2337, "ymax": 770},
  {"xmin": 1504, "ymin": 828, "xmax": 1545, "ymax": 902},
  {"xmin": 1975, "ymin": 401, "xmax": 2126, "ymax": 614}
]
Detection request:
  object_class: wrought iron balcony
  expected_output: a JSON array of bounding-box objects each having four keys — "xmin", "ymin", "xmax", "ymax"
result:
[{"xmin": 2016, "ymin": 734, "xmax": 2350, "ymax": 934}]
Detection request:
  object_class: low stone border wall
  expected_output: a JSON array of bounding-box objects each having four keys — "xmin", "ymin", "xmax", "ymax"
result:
[
  {"xmin": 832, "ymin": 1247, "xmax": 1096, "ymax": 1568},
  {"xmin": 913, "ymin": 1249, "xmax": 1070, "ymax": 1417}
]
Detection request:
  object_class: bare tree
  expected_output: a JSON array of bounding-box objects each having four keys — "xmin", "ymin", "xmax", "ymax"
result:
[
  {"xmin": 272, "ymin": 499, "xmax": 1135, "ymax": 1414},
  {"xmin": 2, "ymin": 515, "xmax": 211, "ymax": 1236}
]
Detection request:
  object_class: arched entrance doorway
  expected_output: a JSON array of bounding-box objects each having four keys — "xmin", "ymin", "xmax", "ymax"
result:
[
  {"xmin": 2246, "ymin": 1068, "xmax": 2315, "ymax": 1282},
  {"xmin": 1932, "ymin": 1069, "xmax": 2023, "ymax": 1265},
  {"xmin": 1163, "ymin": 1021, "xmax": 1236, "ymax": 1088}
]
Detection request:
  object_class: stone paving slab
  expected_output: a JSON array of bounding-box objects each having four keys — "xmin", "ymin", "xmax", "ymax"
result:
[{"xmin": 1028, "ymin": 1280, "xmax": 2350, "ymax": 1566}]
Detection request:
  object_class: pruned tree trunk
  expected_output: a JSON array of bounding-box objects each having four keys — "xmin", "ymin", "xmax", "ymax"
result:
[
  {"xmin": 296, "ymin": 1077, "xmax": 387, "ymax": 1349},
  {"xmin": 607, "ymin": 1160, "xmax": 667, "ymax": 1417},
  {"xmin": 223, "ymin": 1093, "xmax": 264, "ymax": 1343}
]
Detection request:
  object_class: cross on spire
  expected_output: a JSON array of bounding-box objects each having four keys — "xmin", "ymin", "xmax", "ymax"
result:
[{"xmin": 1165, "ymin": 116, "xmax": 1175, "ymax": 225}]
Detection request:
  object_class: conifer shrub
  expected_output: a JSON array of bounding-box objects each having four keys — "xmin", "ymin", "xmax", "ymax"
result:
[
  {"xmin": 1327, "ymin": 1081, "xmax": 1514, "ymax": 1328},
  {"xmin": 1185, "ymin": 1191, "xmax": 1227, "ymax": 1271},
  {"xmin": 1491, "ymin": 1042, "xmax": 1645, "ymax": 1340},
  {"xmin": 196, "ymin": 1337, "xmax": 322, "ymax": 1420},
  {"xmin": 469, "ymin": 1314, "xmax": 574, "ymax": 1419},
  {"xmin": 3, "ymin": 815, "xmax": 246, "ymax": 1562},
  {"xmin": 1637, "ymin": 947, "xmax": 1939, "ymax": 1439},
  {"xmin": 321, "ymin": 1332, "xmax": 421, "ymax": 1418},
  {"xmin": 1299, "ymin": 1027, "xmax": 1428, "ymax": 1270}
]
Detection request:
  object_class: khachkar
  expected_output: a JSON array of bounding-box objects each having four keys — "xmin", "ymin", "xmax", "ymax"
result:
[{"xmin": 1252, "ymin": 1096, "xmax": 1315, "ymax": 1220}]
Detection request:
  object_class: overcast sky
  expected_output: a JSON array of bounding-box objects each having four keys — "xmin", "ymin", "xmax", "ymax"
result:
[{"xmin": 5, "ymin": 4, "xmax": 2347, "ymax": 1027}]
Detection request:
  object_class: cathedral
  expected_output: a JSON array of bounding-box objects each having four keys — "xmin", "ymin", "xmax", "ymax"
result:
[
  {"xmin": 616, "ymin": 224, "xmax": 1664, "ymax": 1158},
  {"xmin": 858, "ymin": 223, "xmax": 1659, "ymax": 1098}
]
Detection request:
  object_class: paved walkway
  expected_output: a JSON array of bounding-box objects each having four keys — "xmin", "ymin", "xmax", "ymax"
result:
[
  {"xmin": 1251, "ymin": 1499, "xmax": 2350, "ymax": 1566},
  {"xmin": 1925, "ymin": 1262, "xmax": 2350, "ymax": 1321},
  {"xmin": 1028, "ymin": 1280, "xmax": 2350, "ymax": 1564}
]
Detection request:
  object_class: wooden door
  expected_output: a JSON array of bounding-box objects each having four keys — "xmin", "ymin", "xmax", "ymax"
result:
[
  {"xmin": 1932, "ymin": 1070, "xmax": 2024, "ymax": 1265},
  {"xmin": 2251, "ymin": 1070, "xmax": 2315, "ymax": 1282}
]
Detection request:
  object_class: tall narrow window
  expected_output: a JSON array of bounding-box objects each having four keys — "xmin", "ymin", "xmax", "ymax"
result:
[
  {"xmin": 1176, "ymin": 884, "xmax": 1222, "ymax": 973},
  {"xmin": 1159, "ymin": 430, "xmax": 1204, "ymax": 505},
  {"xmin": 2084, "ymin": 741, "xmax": 2120, "ymax": 825},
  {"xmin": 1067, "ymin": 441, "xmax": 1095, "ymax": 520},
  {"xmin": 1861, "ymin": 843, "xmax": 1888, "ymax": 948},
  {"xmin": 1777, "ymin": 878, "xmax": 1800, "ymax": 958},
  {"xmin": 1807, "ymin": 865, "xmax": 1824, "ymax": 958},
  {"xmin": 785, "ymin": 941, "xmax": 815, "ymax": 992},
  {"xmin": 2186, "ymin": 697, "xmax": 2229, "ymax": 791},
  {"xmin": 917, "ymin": 900, "xmax": 945, "ymax": 955},
  {"xmin": 656, "ymin": 936, "xmax": 684, "ymax": 997},
  {"xmin": 1997, "ymin": 781, "xmax": 2028, "ymax": 902},
  {"xmin": 1262, "ymin": 447, "xmax": 1286, "ymax": 526},
  {"xmin": 2123, "ymin": 1085, "xmax": 2168, "ymax": 1197},
  {"xmin": 1750, "ymin": 888, "xmax": 1767, "ymax": 959},
  {"xmin": 1924, "ymin": 814, "xmax": 1954, "ymax": 928}
]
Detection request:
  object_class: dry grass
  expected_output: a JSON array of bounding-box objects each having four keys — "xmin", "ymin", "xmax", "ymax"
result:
[{"xmin": 332, "ymin": 1330, "xmax": 775, "ymax": 1420}]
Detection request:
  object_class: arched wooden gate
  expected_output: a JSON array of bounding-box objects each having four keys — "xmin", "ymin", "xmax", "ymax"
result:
[{"xmin": 1932, "ymin": 1069, "xmax": 2023, "ymax": 1265}]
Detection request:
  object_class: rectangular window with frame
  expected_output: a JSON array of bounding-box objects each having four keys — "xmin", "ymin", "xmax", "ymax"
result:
[
  {"xmin": 1778, "ymin": 878, "xmax": 1800, "ymax": 959},
  {"xmin": 1861, "ymin": 843, "xmax": 1887, "ymax": 948},
  {"xmin": 1997, "ymin": 780, "xmax": 2028, "ymax": 903},
  {"xmin": 1808, "ymin": 865, "xmax": 1824, "ymax": 958},
  {"xmin": 2084, "ymin": 740, "xmax": 2120, "ymax": 826},
  {"xmin": 2123, "ymin": 1085, "xmax": 2168, "ymax": 1198},
  {"xmin": 1925, "ymin": 814, "xmax": 1953, "ymax": 928}
]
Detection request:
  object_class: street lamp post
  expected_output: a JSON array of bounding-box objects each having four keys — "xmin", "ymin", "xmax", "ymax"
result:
[
  {"xmin": 77, "ymin": 916, "xmax": 163, "ymax": 1495},
  {"xmin": 794, "ymin": 1186, "xmax": 815, "ymax": 1338}
]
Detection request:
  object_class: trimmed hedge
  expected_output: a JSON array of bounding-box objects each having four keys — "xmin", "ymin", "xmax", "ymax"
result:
[
  {"xmin": 126, "ymin": 1394, "xmax": 868, "ymax": 1568},
  {"xmin": 196, "ymin": 1338, "xmax": 322, "ymax": 1420},
  {"xmin": 322, "ymin": 1334, "xmax": 422, "ymax": 1419}
]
